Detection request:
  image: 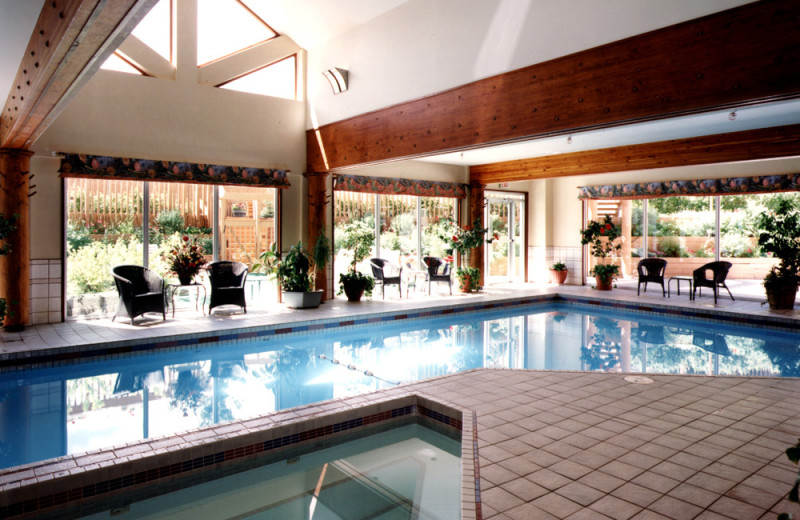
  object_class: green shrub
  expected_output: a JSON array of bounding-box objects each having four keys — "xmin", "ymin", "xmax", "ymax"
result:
[
  {"xmin": 657, "ymin": 237, "xmax": 687, "ymax": 257},
  {"xmin": 197, "ymin": 236, "xmax": 213, "ymax": 255},
  {"xmin": 67, "ymin": 223, "xmax": 92, "ymax": 251},
  {"xmin": 155, "ymin": 210, "xmax": 185, "ymax": 236},
  {"xmin": 68, "ymin": 239, "xmax": 143, "ymax": 294}
]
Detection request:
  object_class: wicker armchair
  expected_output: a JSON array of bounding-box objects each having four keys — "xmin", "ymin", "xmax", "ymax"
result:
[
  {"xmin": 207, "ymin": 261, "xmax": 248, "ymax": 314},
  {"xmin": 111, "ymin": 265, "xmax": 167, "ymax": 325},
  {"xmin": 370, "ymin": 258, "xmax": 403, "ymax": 299},
  {"xmin": 693, "ymin": 261, "xmax": 734, "ymax": 304},
  {"xmin": 637, "ymin": 258, "xmax": 667, "ymax": 297},
  {"xmin": 422, "ymin": 256, "xmax": 452, "ymax": 295}
]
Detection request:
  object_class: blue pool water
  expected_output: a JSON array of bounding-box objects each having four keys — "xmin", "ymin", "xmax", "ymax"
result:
[{"xmin": 1, "ymin": 302, "xmax": 798, "ymax": 470}]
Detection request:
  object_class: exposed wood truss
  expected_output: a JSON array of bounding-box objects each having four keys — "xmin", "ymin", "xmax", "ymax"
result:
[
  {"xmin": 307, "ymin": 0, "xmax": 800, "ymax": 172},
  {"xmin": 0, "ymin": 0, "xmax": 157, "ymax": 149},
  {"xmin": 469, "ymin": 124, "xmax": 800, "ymax": 183}
]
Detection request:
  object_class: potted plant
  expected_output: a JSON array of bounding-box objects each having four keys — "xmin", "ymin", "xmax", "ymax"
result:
[
  {"xmin": 165, "ymin": 235, "xmax": 208, "ymax": 285},
  {"xmin": 0, "ymin": 213, "xmax": 19, "ymax": 330},
  {"xmin": 231, "ymin": 202, "xmax": 247, "ymax": 217},
  {"xmin": 337, "ymin": 220, "xmax": 375, "ymax": 302},
  {"xmin": 580, "ymin": 215, "xmax": 623, "ymax": 290},
  {"xmin": 442, "ymin": 218, "xmax": 497, "ymax": 292},
  {"xmin": 255, "ymin": 234, "xmax": 331, "ymax": 308},
  {"xmin": 756, "ymin": 198, "xmax": 800, "ymax": 310},
  {"xmin": 550, "ymin": 261, "xmax": 568, "ymax": 284}
]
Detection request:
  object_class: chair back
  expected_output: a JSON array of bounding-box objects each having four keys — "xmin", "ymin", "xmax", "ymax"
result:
[
  {"xmin": 112, "ymin": 265, "xmax": 160, "ymax": 294},
  {"xmin": 637, "ymin": 258, "xmax": 667, "ymax": 278},
  {"xmin": 693, "ymin": 261, "xmax": 732, "ymax": 284},
  {"xmin": 370, "ymin": 258, "xmax": 388, "ymax": 281},
  {"xmin": 423, "ymin": 256, "xmax": 443, "ymax": 275},
  {"xmin": 207, "ymin": 261, "xmax": 248, "ymax": 288}
]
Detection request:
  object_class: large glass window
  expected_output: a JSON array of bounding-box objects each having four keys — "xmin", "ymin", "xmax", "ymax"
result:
[
  {"xmin": 66, "ymin": 179, "xmax": 279, "ymax": 319},
  {"xmin": 592, "ymin": 192, "xmax": 800, "ymax": 298},
  {"xmin": 333, "ymin": 192, "xmax": 457, "ymax": 281}
]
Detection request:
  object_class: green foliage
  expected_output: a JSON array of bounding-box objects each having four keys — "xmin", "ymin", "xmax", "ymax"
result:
[
  {"xmin": 455, "ymin": 266, "xmax": 481, "ymax": 291},
  {"xmin": 440, "ymin": 218, "xmax": 494, "ymax": 256},
  {"xmin": 756, "ymin": 198, "xmax": 800, "ymax": 288},
  {"xmin": 254, "ymin": 237, "xmax": 331, "ymax": 293},
  {"xmin": 68, "ymin": 239, "xmax": 143, "ymax": 294},
  {"xmin": 650, "ymin": 197, "xmax": 712, "ymax": 214},
  {"xmin": 657, "ymin": 237, "xmax": 688, "ymax": 258},
  {"xmin": 155, "ymin": 210, "xmax": 185, "ymax": 236},
  {"xmin": 720, "ymin": 234, "xmax": 758, "ymax": 258},
  {"xmin": 591, "ymin": 263, "xmax": 620, "ymax": 283},
  {"xmin": 67, "ymin": 223, "xmax": 93, "ymax": 251},
  {"xmin": 631, "ymin": 205, "xmax": 658, "ymax": 237},
  {"xmin": 778, "ymin": 438, "xmax": 800, "ymax": 519},
  {"xmin": 338, "ymin": 219, "xmax": 375, "ymax": 272},
  {"xmin": 338, "ymin": 270, "xmax": 375, "ymax": 298},
  {"xmin": 581, "ymin": 216, "xmax": 622, "ymax": 258},
  {"xmin": 164, "ymin": 236, "xmax": 207, "ymax": 280},
  {"xmin": 197, "ymin": 236, "xmax": 213, "ymax": 256},
  {"xmin": 551, "ymin": 262, "xmax": 567, "ymax": 271}
]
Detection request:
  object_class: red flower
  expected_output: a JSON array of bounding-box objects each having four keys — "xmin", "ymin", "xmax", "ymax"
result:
[
  {"xmin": 452, "ymin": 235, "xmax": 459, "ymax": 241},
  {"xmin": 183, "ymin": 235, "xmax": 189, "ymax": 242}
]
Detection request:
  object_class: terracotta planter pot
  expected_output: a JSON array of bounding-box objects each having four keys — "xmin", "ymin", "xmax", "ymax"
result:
[
  {"xmin": 343, "ymin": 283, "xmax": 365, "ymax": 302},
  {"xmin": 459, "ymin": 275, "xmax": 473, "ymax": 293},
  {"xmin": 595, "ymin": 275, "xmax": 613, "ymax": 291},
  {"xmin": 766, "ymin": 285, "xmax": 798, "ymax": 310},
  {"xmin": 550, "ymin": 269, "xmax": 568, "ymax": 284}
]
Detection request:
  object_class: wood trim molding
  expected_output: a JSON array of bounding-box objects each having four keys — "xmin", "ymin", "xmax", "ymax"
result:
[
  {"xmin": 1, "ymin": 0, "xmax": 157, "ymax": 149},
  {"xmin": 469, "ymin": 124, "xmax": 800, "ymax": 183},
  {"xmin": 307, "ymin": 0, "xmax": 800, "ymax": 172}
]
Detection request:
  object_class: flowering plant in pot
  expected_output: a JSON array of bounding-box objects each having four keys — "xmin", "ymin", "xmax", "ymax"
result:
[
  {"xmin": 550, "ymin": 261, "xmax": 568, "ymax": 284},
  {"xmin": 231, "ymin": 202, "xmax": 247, "ymax": 217},
  {"xmin": 441, "ymin": 218, "xmax": 497, "ymax": 292},
  {"xmin": 165, "ymin": 235, "xmax": 207, "ymax": 285},
  {"xmin": 580, "ymin": 215, "xmax": 622, "ymax": 290},
  {"xmin": 336, "ymin": 220, "xmax": 375, "ymax": 301},
  {"xmin": 756, "ymin": 197, "xmax": 800, "ymax": 310}
]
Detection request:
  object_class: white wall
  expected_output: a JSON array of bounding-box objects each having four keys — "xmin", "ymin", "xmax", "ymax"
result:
[{"xmin": 306, "ymin": 0, "xmax": 750, "ymax": 128}]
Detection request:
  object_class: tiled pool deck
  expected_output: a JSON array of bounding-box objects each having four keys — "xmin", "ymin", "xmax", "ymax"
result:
[{"xmin": 1, "ymin": 283, "xmax": 800, "ymax": 519}]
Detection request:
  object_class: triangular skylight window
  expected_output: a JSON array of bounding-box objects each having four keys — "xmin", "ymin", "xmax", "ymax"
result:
[
  {"xmin": 219, "ymin": 56, "xmax": 296, "ymax": 99},
  {"xmin": 100, "ymin": 52, "xmax": 144, "ymax": 75},
  {"xmin": 197, "ymin": 0, "xmax": 277, "ymax": 66},
  {"xmin": 131, "ymin": 0, "xmax": 172, "ymax": 62}
]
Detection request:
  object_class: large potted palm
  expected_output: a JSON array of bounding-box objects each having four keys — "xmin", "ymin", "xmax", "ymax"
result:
[
  {"xmin": 255, "ymin": 234, "xmax": 331, "ymax": 308},
  {"xmin": 580, "ymin": 215, "xmax": 623, "ymax": 290},
  {"xmin": 756, "ymin": 198, "xmax": 800, "ymax": 310}
]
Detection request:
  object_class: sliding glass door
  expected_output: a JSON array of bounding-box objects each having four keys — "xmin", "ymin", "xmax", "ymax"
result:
[{"xmin": 485, "ymin": 191, "xmax": 525, "ymax": 284}]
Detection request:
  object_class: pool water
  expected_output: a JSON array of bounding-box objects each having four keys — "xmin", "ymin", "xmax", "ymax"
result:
[
  {"xmin": 1, "ymin": 303, "xmax": 798, "ymax": 470},
  {"xmin": 78, "ymin": 423, "xmax": 461, "ymax": 520}
]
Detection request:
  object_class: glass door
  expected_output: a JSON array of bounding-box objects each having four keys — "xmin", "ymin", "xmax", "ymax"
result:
[{"xmin": 485, "ymin": 191, "xmax": 525, "ymax": 284}]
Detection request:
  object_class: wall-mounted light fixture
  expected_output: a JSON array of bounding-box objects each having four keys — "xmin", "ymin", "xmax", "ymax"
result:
[{"xmin": 323, "ymin": 67, "xmax": 349, "ymax": 94}]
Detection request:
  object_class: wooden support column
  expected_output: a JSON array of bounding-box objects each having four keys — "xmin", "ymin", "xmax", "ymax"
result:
[
  {"xmin": 304, "ymin": 171, "xmax": 329, "ymax": 299},
  {"xmin": 0, "ymin": 149, "xmax": 33, "ymax": 330},
  {"xmin": 469, "ymin": 182, "xmax": 486, "ymax": 286}
]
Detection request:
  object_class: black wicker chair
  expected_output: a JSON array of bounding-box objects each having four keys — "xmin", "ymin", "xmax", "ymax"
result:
[
  {"xmin": 111, "ymin": 265, "xmax": 167, "ymax": 325},
  {"xmin": 693, "ymin": 261, "xmax": 734, "ymax": 304},
  {"xmin": 207, "ymin": 261, "xmax": 248, "ymax": 314},
  {"xmin": 370, "ymin": 258, "xmax": 402, "ymax": 299},
  {"xmin": 422, "ymin": 256, "xmax": 452, "ymax": 295},
  {"xmin": 637, "ymin": 258, "xmax": 667, "ymax": 297}
]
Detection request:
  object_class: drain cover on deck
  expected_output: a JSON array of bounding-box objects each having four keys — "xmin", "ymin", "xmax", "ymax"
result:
[{"xmin": 624, "ymin": 375, "xmax": 654, "ymax": 384}]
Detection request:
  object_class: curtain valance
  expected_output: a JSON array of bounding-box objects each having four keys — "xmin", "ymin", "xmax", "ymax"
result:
[
  {"xmin": 58, "ymin": 153, "xmax": 291, "ymax": 188},
  {"xmin": 578, "ymin": 172, "xmax": 800, "ymax": 200},
  {"xmin": 334, "ymin": 173, "xmax": 467, "ymax": 198}
]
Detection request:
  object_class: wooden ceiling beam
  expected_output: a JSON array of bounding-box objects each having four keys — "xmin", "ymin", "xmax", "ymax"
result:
[
  {"xmin": 0, "ymin": 0, "xmax": 157, "ymax": 149},
  {"xmin": 307, "ymin": 0, "xmax": 800, "ymax": 172},
  {"xmin": 469, "ymin": 124, "xmax": 800, "ymax": 184}
]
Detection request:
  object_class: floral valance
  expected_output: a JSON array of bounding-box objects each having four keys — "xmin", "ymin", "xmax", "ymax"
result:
[
  {"xmin": 578, "ymin": 172, "xmax": 800, "ymax": 200},
  {"xmin": 334, "ymin": 174, "xmax": 467, "ymax": 198},
  {"xmin": 58, "ymin": 153, "xmax": 291, "ymax": 188}
]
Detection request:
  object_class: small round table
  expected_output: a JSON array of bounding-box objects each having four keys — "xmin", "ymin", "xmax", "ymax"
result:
[{"xmin": 168, "ymin": 282, "xmax": 207, "ymax": 317}]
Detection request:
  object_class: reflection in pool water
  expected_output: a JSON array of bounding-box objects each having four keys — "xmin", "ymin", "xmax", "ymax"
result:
[{"xmin": 0, "ymin": 303, "xmax": 797, "ymax": 470}]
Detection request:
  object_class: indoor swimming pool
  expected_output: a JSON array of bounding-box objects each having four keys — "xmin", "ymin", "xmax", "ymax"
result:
[{"xmin": 1, "ymin": 302, "xmax": 798, "ymax": 470}]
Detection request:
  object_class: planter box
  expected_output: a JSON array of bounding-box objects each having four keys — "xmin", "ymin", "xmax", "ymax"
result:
[{"xmin": 283, "ymin": 290, "xmax": 323, "ymax": 309}]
